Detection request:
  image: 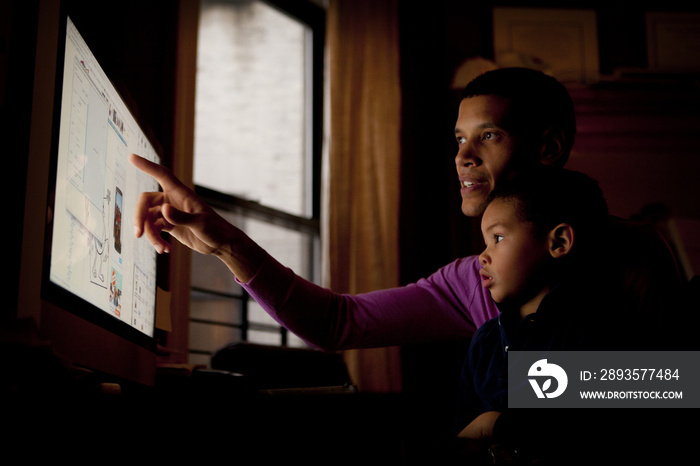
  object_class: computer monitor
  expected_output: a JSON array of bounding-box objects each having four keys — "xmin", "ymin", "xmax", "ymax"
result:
[{"xmin": 38, "ymin": 12, "xmax": 161, "ymax": 387}]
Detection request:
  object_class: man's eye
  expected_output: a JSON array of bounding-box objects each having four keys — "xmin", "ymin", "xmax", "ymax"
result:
[
  {"xmin": 483, "ymin": 132, "xmax": 495, "ymax": 140},
  {"xmin": 457, "ymin": 136, "xmax": 466, "ymax": 145}
]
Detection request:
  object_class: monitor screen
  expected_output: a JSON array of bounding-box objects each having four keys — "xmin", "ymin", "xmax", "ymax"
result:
[{"xmin": 43, "ymin": 15, "xmax": 160, "ymax": 348}]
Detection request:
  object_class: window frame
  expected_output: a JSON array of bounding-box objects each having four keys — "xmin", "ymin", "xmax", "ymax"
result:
[{"xmin": 262, "ymin": 0, "xmax": 326, "ymax": 222}]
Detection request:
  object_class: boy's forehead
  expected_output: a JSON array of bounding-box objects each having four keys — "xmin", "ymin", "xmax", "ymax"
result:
[{"xmin": 482, "ymin": 198, "xmax": 518, "ymax": 230}]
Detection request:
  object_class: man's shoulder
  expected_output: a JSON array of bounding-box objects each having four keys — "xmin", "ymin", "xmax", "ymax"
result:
[
  {"xmin": 604, "ymin": 215, "xmax": 683, "ymax": 317},
  {"xmin": 428, "ymin": 255, "xmax": 488, "ymax": 293},
  {"xmin": 607, "ymin": 215, "xmax": 680, "ymax": 270},
  {"xmin": 608, "ymin": 216, "xmax": 671, "ymax": 248},
  {"xmin": 436, "ymin": 254, "xmax": 482, "ymax": 274}
]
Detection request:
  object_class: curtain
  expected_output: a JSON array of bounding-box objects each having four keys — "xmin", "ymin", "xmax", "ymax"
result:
[{"xmin": 326, "ymin": 0, "xmax": 402, "ymax": 393}]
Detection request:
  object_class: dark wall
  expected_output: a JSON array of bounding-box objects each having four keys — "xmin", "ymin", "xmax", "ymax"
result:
[
  {"xmin": 3, "ymin": 0, "xmax": 39, "ymax": 321},
  {"xmin": 65, "ymin": 0, "xmax": 179, "ymax": 167}
]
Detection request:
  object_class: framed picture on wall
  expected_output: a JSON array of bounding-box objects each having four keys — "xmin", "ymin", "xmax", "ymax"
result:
[
  {"xmin": 493, "ymin": 7, "xmax": 599, "ymax": 84},
  {"xmin": 646, "ymin": 12, "xmax": 700, "ymax": 73}
]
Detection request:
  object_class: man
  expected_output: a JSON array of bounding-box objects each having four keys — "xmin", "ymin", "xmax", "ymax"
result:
[{"xmin": 131, "ymin": 67, "xmax": 680, "ymax": 353}]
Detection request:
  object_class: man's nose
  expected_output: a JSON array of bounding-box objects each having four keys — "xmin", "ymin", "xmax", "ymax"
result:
[{"xmin": 455, "ymin": 142, "xmax": 480, "ymax": 167}]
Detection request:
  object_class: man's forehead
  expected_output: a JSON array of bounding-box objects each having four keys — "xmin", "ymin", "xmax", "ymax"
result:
[{"xmin": 456, "ymin": 95, "xmax": 514, "ymax": 129}]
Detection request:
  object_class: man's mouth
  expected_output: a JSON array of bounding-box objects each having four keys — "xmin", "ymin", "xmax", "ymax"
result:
[{"xmin": 459, "ymin": 176, "xmax": 487, "ymax": 191}]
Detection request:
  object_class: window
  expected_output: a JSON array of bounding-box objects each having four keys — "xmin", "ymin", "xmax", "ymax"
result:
[{"xmin": 188, "ymin": 0, "xmax": 325, "ymax": 367}]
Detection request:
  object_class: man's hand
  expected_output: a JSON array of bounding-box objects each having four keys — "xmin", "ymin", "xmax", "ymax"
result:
[{"xmin": 129, "ymin": 153, "xmax": 265, "ymax": 282}]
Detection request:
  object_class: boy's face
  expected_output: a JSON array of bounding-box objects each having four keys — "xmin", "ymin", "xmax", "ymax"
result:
[
  {"xmin": 479, "ymin": 198, "xmax": 552, "ymax": 312},
  {"xmin": 454, "ymin": 95, "xmax": 534, "ymax": 218}
]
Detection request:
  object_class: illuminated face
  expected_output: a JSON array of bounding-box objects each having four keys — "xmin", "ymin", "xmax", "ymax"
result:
[
  {"xmin": 478, "ymin": 198, "xmax": 552, "ymax": 316},
  {"xmin": 454, "ymin": 95, "xmax": 529, "ymax": 217}
]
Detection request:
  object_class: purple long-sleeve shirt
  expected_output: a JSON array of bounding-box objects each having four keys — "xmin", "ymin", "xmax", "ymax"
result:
[{"xmin": 240, "ymin": 253, "xmax": 499, "ymax": 351}]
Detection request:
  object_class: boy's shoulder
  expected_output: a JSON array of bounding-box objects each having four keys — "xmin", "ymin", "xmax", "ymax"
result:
[{"xmin": 471, "ymin": 314, "xmax": 501, "ymax": 348}]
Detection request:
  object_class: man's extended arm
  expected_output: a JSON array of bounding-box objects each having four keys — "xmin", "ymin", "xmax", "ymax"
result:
[
  {"xmin": 240, "ymin": 253, "xmax": 498, "ymax": 351},
  {"xmin": 130, "ymin": 153, "xmax": 498, "ymax": 350}
]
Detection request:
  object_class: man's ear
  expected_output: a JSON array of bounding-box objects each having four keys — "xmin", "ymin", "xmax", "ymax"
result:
[
  {"xmin": 548, "ymin": 223, "xmax": 575, "ymax": 258},
  {"xmin": 539, "ymin": 127, "xmax": 567, "ymax": 167}
]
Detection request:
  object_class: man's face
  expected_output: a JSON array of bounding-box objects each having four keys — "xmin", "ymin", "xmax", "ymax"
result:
[
  {"xmin": 454, "ymin": 95, "xmax": 529, "ymax": 217},
  {"xmin": 478, "ymin": 198, "xmax": 551, "ymax": 312}
]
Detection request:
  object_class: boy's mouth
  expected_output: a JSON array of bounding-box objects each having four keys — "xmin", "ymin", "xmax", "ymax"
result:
[{"xmin": 479, "ymin": 269, "xmax": 494, "ymax": 288}]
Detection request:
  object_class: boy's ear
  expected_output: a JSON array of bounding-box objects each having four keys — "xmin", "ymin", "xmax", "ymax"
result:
[
  {"xmin": 539, "ymin": 127, "xmax": 567, "ymax": 167},
  {"xmin": 548, "ymin": 223, "xmax": 574, "ymax": 258}
]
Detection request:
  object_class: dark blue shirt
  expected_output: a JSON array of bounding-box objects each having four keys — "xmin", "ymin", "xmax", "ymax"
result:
[{"xmin": 454, "ymin": 280, "xmax": 618, "ymax": 435}]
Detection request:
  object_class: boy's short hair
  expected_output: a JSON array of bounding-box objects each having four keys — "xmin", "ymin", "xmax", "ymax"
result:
[
  {"xmin": 488, "ymin": 168, "xmax": 609, "ymax": 253},
  {"xmin": 462, "ymin": 67, "xmax": 576, "ymax": 167}
]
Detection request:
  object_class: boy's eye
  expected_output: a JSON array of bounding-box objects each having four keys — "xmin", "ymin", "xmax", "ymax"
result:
[
  {"xmin": 483, "ymin": 132, "xmax": 495, "ymax": 140},
  {"xmin": 457, "ymin": 136, "xmax": 466, "ymax": 145},
  {"xmin": 495, "ymin": 234, "xmax": 504, "ymax": 243}
]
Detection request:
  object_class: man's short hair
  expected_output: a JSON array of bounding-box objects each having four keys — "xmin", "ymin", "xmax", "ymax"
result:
[{"xmin": 462, "ymin": 67, "xmax": 576, "ymax": 167}]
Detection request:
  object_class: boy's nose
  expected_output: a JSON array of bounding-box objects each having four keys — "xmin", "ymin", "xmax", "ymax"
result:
[{"xmin": 479, "ymin": 250, "xmax": 489, "ymax": 265}]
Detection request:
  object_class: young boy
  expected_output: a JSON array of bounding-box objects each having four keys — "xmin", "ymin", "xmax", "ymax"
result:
[{"xmin": 454, "ymin": 167, "xmax": 624, "ymax": 460}]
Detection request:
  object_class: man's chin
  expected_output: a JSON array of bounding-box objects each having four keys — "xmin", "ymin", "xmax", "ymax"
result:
[{"xmin": 461, "ymin": 200, "xmax": 489, "ymax": 218}]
